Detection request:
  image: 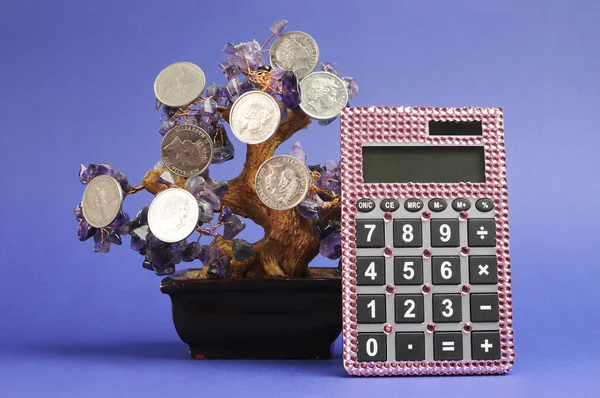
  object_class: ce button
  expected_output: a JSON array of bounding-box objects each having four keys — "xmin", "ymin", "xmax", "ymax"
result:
[{"xmin": 380, "ymin": 199, "xmax": 400, "ymax": 212}]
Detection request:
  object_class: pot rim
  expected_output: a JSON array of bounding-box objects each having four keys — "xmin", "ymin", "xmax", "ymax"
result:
[{"xmin": 160, "ymin": 267, "xmax": 341, "ymax": 295}]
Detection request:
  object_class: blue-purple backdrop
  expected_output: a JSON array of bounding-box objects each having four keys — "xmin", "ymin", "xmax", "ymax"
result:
[{"xmin": 1, "ymin": 0, "xmax": 598, "ymax": 396}]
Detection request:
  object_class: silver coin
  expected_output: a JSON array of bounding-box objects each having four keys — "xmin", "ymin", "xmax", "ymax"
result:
[
  {"xmin": 154, "ymin": 62, "xmax": 206, "ymax": 108},
  {"xmin": 299, "ymin": 72, "xmax": 348, "ymax": 120},
  {"xmin": 230, "ymin": 91, "xmax": 281, "ymax": 144},
  {"xmin": 81, "ymin": 175, "xmax": 124, "ymax": 228},
  {"xmin": 160, "ymin": 124, "xmax": 213, "ymax": 177},
  {"xmin": 270, "ymin": 31, "xmax": 319, "ymax": 80},
  {"xmin": 255, "ymin": 155, "xmax": 311, "ymax": 210},
  {"xmin": 148, "ymin": 188, "xmax": 200, "ymax": 243}
]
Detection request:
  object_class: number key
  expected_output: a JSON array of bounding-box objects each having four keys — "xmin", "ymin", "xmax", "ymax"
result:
[
  {"xmin": 393, "ymin": 220, "xmax": 422, "ymax": 248},
  {"xmin": 395, "ymin": 294, "xmax": 424, "ymax": 323},
  {"xmin": 431, "ymin": 219, "xmax": 459, "ymax": 247},
  {"xmin": 357, "ymin": 295, "xmax": 386, "ymax": 323},
  {"xmin": 431, "ymin": 256, "xmax": 461, "ymax": 285},
  {"xmin": 357, "ymin": 333, "xmax": 387, "ymax": 362},
  {"xmin": 394, "ymin": 257, "xmax": 423, "ymax": 285},
  {"xmin": 433, "ymin": 294, "xmax": 462, "ymax": 323},
  {"xmin": 356, "ymin": 257, "xmax": 385, "ymax": 285},
  {"xmin": 356, "ymin": 220, "xmax": 385, "ymax": 248}
]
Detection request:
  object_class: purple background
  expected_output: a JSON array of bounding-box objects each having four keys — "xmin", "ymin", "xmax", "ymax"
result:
[{"xmin": 1, "ymin": 0, "xmax": 598, "ymax": 396}]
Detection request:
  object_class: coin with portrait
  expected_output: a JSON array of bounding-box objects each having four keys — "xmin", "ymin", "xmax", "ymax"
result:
[
  {"xmin": 255, "ymin": 155, "xmax": 311, "ymax": 211},
  {"xmin": 81, "ymin": 175, "xmax": 124, "ymax": 228},
  {"xmin": 270, "ymin": 31, "xmax": 319, "ymax": 80},
  {"xmin": 299, "ymin": 71, "xmax": 348, "ymax": 120},
  {"xmin": 160, "ymin": 124, "xmax": 213, "ymax": 177},
  {"xmin": 148, "ymin": 188, "xmax": 200, "ymax": 243},
  {"xmin": 154, "ymin": 62, "xmax": 206, "ymax": 108},
  {"xmin": 230, "ymin": 91, "xmax": 281, "ymax": 144}
]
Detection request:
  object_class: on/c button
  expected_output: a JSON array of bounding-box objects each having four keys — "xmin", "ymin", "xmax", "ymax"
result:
[
  {"xmin": 357, "ymin": 198, "xmax": 376, "ymax": 213},
  {"xmin": 380, "ymin": 199, "xmax": 400, "ymax": 212}
]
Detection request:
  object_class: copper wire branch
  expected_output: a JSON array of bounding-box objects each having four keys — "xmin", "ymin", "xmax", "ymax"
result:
[
  {"xmin": 194, "ymin": 208, "xmax": 228, "ymax": 242},
  {"xmin": 308, "ymin": 171, "xmax": 340, "ymax": 201},
  {"xmin": 262, "ymin": 32, "xmax": 277, "ymax": 50},
  {"xmin": 126, "ymin": 184, "xmax": 145, "ymax": 195}
]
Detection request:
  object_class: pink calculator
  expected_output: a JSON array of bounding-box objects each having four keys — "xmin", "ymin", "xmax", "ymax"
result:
[{"xmin": 339, "ymin": 106, "xmax": 514, "ymax": 376}]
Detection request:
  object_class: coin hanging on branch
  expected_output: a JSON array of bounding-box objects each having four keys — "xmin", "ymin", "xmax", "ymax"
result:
[
  {"xmin": 299, "ymin": 71, "xmax": 348, "ymax": 120},
  {"xmin": 148, "ymin": 188, "xmax": 200, "ymax": 243},
  {"xmin": 154, "ymin": 62, "xmax": 206, "ymax": 108},
  {"xmin": 230, "ymin": 91, "xmax": 281, "ymax": 144},
  {"xmin": 255, "ymin": 155, "xmax": 311, "ymax": 210},
  {"xmin": 160, "ymin": 124, "xmax": 213, "ymax": 177},
  {"xmin": 270, "ymin": 31, "xmax": 319, "ymax": 80},
  {"xmin": 81, "ymin": 175, "xmax": 124, "ymax": 228}
]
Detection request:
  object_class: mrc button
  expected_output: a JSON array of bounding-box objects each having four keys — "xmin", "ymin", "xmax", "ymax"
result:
[
  {"xmin": 452, "ymin": 198, "xmax": 471, "ymax": 211},
  {"xmin": 404, "ymin": 198, "xmax": 423, "ymax": 212},
  {"xmin": 380, "ymin": 198, "xmax": 400, "ymax": 212},
  {"xmin": 357, "ymin": 198, "xmax": 376, "ymax": 213}
]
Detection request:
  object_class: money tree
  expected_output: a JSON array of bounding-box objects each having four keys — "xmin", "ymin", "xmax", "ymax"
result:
[{"xmin": 74, "ymin": 20, "xmax": 358, "ymax": 279}]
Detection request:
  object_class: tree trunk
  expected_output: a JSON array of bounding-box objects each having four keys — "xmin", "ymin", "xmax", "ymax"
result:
[
  {"xmin": 145, "ymin": 107, "xmax": 335, "ymax": 278},
  {"xmin": 215, "ymin": 108, "xmax": 322, "ymax": 278}
]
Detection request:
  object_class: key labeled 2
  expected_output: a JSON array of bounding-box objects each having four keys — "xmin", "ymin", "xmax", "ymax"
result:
[{"xmin": 394, "ymin": 294, "xmax": 424, "ymax": 323}]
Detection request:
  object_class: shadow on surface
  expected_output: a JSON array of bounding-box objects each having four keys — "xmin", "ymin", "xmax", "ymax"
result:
[
  {"xmin": 15, "ymin": 341, "xmax": 349, "ymax": 377},
  {"xmin": 20, "ymin": 341, "xmax": 189, "ymax": 360}
]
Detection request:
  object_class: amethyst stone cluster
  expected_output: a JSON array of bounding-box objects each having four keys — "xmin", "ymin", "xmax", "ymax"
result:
[{"xmin": 74, "ymin": 20, "xmax": 357, "ymax": 278}]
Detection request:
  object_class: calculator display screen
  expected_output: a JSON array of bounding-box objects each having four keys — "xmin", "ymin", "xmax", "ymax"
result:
[{"xmin": 362, "ymin": 146, "xmax": 486, "ymax": 183}]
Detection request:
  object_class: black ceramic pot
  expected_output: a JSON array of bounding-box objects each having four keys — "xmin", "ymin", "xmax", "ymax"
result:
[{"xmin": 160, "ymin": 268, "xmax": 342, "ymax": 359}]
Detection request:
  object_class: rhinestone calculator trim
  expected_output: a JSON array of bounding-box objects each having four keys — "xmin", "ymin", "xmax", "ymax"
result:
[{"xmin": 340, "ymin": 106, "xmax": 514, "ymax": 376}]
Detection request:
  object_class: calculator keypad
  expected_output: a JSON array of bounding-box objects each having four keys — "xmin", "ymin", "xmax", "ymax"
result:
[{"xmin": 354, "ymin": 197, "xmax": 501, "ymax": 362}]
